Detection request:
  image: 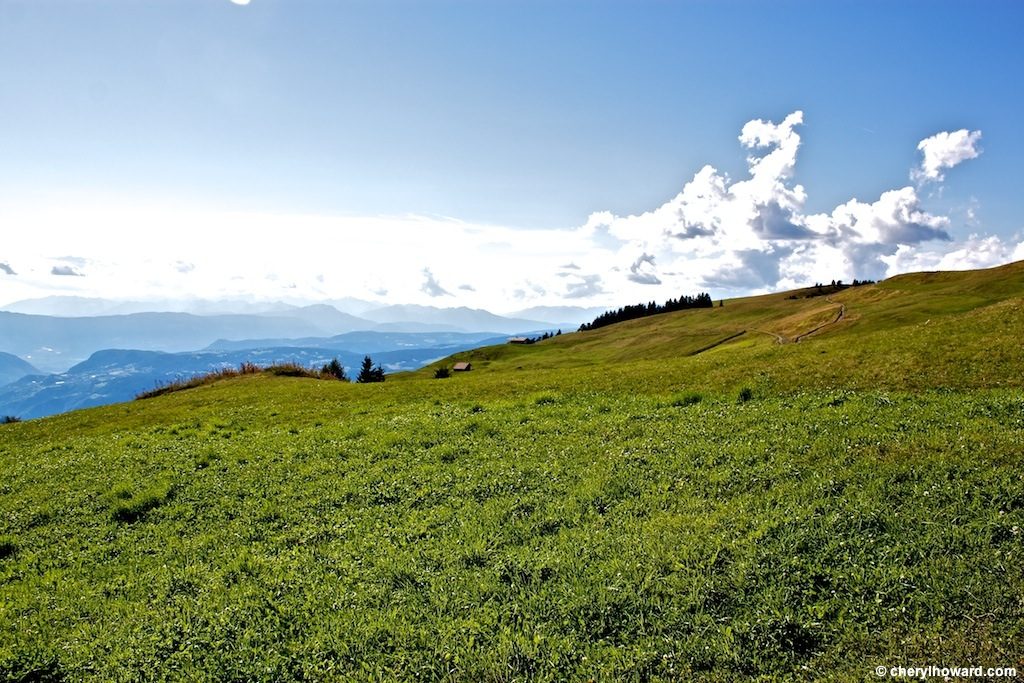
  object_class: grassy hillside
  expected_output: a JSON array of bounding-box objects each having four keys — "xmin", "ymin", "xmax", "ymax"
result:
[
  {"xmin": 2, "ymin": 262, "xmax": 1024, "ymax": 681},
  {"xmin": 424, "ymin": 260, "xmax": 1024, "ymax": 392}
]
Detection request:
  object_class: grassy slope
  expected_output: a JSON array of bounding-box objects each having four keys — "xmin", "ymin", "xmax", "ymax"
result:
[
  {"xmin": 423, "ymin": 260, "xmax": 1024, "ymax": 392},
  {"xmin": 2, "ymin": 262, "xmax": 1024, "ymax": 681}
]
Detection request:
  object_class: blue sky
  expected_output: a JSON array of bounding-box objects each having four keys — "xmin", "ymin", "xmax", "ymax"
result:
[{"xmin": 1, "ymin": 0, "xmax": 1022, "ymax": 310}]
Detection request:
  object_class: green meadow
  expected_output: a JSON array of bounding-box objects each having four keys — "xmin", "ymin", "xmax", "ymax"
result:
[{"xmin": 2, "ymin": 262, "xmax": 1024, "ymax": 681}]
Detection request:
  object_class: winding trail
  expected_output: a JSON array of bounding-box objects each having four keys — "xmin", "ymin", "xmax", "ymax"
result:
[
  {"xmin": 794, "ymin": 297, "xmax": 846, "ymax": 343},
  {"xmin": 690, "ymin": 296, "xmax": 848, "ymax": 354},
  {"xmin": 687, "ymin": 330, "xmax": 748, "ymax": 356},
  {"xmin": 751, "ymin": 329, "xmax": 787, "ymax": 344}
]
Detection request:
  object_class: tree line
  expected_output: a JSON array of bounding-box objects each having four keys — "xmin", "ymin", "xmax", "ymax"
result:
[
  {"xmin": 578, "ymin": 292, "xmax": 714, "ymax": 332},
  {"xmin": 518, "ymin": 330, "xmax": 562, "ymax": 344},
  {"xmin": 786, "ymin": 278, "xmax": 876, "ymax": 300}
]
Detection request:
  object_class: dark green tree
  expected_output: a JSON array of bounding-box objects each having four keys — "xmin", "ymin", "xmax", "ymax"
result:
[
  {"xmin": 320, "ymin": 358, "xmax": 349, "ymax": 381},
  {"xmin": 356, "ymin": 355, "xmax": 385, "ymax": 383}
]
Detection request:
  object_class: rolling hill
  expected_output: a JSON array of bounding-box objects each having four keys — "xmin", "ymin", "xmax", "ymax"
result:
[
  {"xmin": 423, "ymin": 260, "xmax": 1024, "ymax": 392},
  {"xmin": 0, "ymin": 352, "xmax": 37, "ymax": 388},
  {"xmin": 0, "ymin": 335, "xmax": 508, "ymax": 420},
  {"xmin": 1, "ymin": 262, "xmax": 1022, "ymax": 681}
]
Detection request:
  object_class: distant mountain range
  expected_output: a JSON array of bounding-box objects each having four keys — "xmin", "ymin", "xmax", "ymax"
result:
[
  {"xmin": 358, "ymin": 304, "xmax": 559, "ymax": 334},
  {"xmin": 504, "ymin": 305, "xmax": 607, "ymax": 326},
  {"xmin": 0, "ymin": 311, "xmax": 335, "ymax": 374},
  {"xmin": 204, "ymin": 330, "xmax": 509, "ymax": 353},
  {"xmin": 0, "ymin": 333, "xmax": 509, "ymax": 420},
  {"xmin": 0, "ymin": 295, "xmax": 383, "ymax": 318},
  {"xmin": 0, "ymin": 297, "xmax": 576, "ymax": 415},
  {"xmin": 2, "ymin": 296, "xmax": 596, "ymax": 326},
  {"xmin": 0, "ymin": 305, "xmax": 565, "ymax": 374}
]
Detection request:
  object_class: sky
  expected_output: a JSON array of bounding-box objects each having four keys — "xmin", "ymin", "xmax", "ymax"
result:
[{"xmin": 1, "ymin": 0, "xmax": 1022, "ymax": 312}]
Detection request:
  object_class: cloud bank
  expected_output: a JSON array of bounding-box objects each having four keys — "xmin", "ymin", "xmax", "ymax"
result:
[
  {"xmin": 570, "ymin": 112, "xmax": 1010, "ymax": 297},
  {"xmin": 0, "ymin": 112, "xmax": 1016, "ymax": 310}
]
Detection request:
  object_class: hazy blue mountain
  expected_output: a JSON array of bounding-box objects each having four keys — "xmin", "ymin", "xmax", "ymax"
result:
[
  {"xmin": 264, "ymin": 305, "xmax": 372, "ymax": 333},
  {"xmin": 1, "ymin": 296, "xmax": 132, "ymax": 317},
  {"xmin": 504, "ymin": 305, "xmax": 606, "ymax": 326},
  {"xmin": 319, "ymin": 296, "xmax": 382, "ymax": 316},
  {"xmin": 362, "ymin": 305, "xmax": 551, "ymax": 333},
  {"xmin": 206, "ymin": 331, "xmax": 507, "ymax": 353},
  {"xmin": 0, "ymin": 311, "xmax": 334, "ymax": 374},
  {"xmin": 1, "ymin": 296, "xmax": 289, "ymax": 317},
  {"xmin": 0, "ymin": 338, "xmax": 492, "ymax": 420},
  {"xmin": 0, "ymin": 352, "xmax": 38, "ymax": 387},
  {"xmin": 0, "ymin": 295, "xmax": 383, "ymax": 319},
  {"xmin": 370, "ymin": 320, "xmax": 472, "ymax": 333},
  {"xmin": 0, "ymin": 305, "xmax": 551, "ymax": 375}
]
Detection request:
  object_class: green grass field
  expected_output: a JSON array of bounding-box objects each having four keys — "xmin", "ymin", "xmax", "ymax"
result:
[{"xmin": 2, "ymin": 262, "xmax": 1024, "ymax": 681}]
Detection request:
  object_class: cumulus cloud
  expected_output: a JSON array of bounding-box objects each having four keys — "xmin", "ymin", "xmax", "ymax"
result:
[
  {"xmin": 739, "ymin": 110, "xmax": 804, "ymax": 181},
  {"xmin": 51, "ymin": 265, "xmax": 84, "ymax": 277},
  {"xmin": 627, "ymin": 253, "xmax": 661, "ymax": 285},
  {"xmin": 704, "ymin": 247, "xmax": 791, "ymax": 290},
  {"xmin": 882, "ymin": 234, "xmax": 1024, "ymax": 275},
  {"xmin": 565, "ymin": 274, "xmax": 605, "ymax": 299},
  {"xmin": 420, "ymin": 268, "xmax": 451, "ymax": 297},
  {"xmin": 913, "ymin": 129, "xmax": 982, "ymax": 183},
  {"xmin": 581, "ymin": 110, "xmax": 998, "ymax": 295},
  {"xmin": 458, "ymin": 284, "xmax": 476, "ymax": 291},
  {"xmin": 0, "ymin": 262, "xmax": 15, "ymax": 275},
  {"xmin": 580, "ymin": 212, "xmax": 628, "ymax": 251},
  {"xmin": 823, "ymin": 188, "xmax": 951, "ymax": 245},
  {"xmin": 175, "ymin": 261, "xmax": 195, "ymax": 274}
]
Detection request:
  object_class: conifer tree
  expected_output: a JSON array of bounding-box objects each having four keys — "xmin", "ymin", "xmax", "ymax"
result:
[
  {"xmin": 320, "ymin": 358, "xmax": 349, "ymax": 381},
  {"xmin": 356, "ymin": 355, "xmax": 385, "ymax": 383}
]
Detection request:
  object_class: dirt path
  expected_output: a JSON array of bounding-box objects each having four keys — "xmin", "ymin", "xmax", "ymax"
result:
[
  {"xmin": 687, "ymin": 330, "xmax": 748, "ymax": 356},
  {"xmin": 794, "ymin": 298, "xmax": 846, "ymax": 342},
  {"xmin": 751, "ymin": 329, "xmax": 787, "ymax": 344}
]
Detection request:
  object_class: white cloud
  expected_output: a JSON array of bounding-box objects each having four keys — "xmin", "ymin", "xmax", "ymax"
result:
[
  {"xmin": 0, "ymin": 113, "xmax": 1011, "ymax": 311},
  {"xmin": 229, "ymin": 0, "xmax": 251, "ymax": 5},
  {"xmin": 51, "ymin": 265, "xmax": 84, "ymax": 277},
  {"xmin": 627, "ymin": 253, "xmax": 661, "ymax": 285},
  {"xmin": 881, "ymin": 234, "xmax": 1022, "ymax": 274},
  {"xmin": 564, "ymin": 274, "xmax": 605, "ymax": 299},
  {"xmin": 573, "ymin": 111, "xmax": 1002, "ymax": 296},
  {"xmin": 912, "ymin": 129, "xmax": 982, "ymax": 183},
  {"xmin": 420, "ymin": 268, "xmax": 451, "ymax": 297},
  {"xmin": 739, "ymin": 110, "xmax": 803, "ymax": 182}
]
